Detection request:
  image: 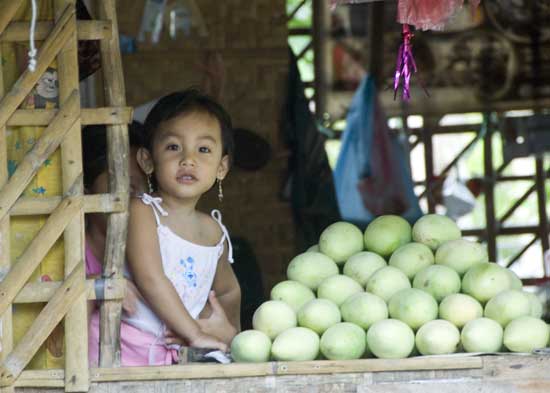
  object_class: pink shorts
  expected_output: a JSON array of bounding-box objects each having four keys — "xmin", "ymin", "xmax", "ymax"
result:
[{"xmin": 88, "ymin": 311, "xmax": 178, "ymax": 367}]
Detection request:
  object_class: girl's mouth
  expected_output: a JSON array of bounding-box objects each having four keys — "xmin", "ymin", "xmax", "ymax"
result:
[{"xmin": 176, "ymin": 174, "xmax": 197, "ymax": 184}]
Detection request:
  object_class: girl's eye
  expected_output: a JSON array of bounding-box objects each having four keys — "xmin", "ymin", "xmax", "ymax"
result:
[
  {"xmin": 199, "ymin": 146, "xmax": 211, "ymax": 153},
  {"xmin": 166, "ymin": 144, "xmax": 179, "ymax": 151}
]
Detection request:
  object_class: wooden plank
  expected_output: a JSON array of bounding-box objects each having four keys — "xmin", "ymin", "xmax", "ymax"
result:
[
  {"xmin": 54, "ymin": 0, "xmax": 88, "ymax": 390},
  {"xmin": 97, "ymin": 0, "xmax": 130, "ymax": 368},
  {"xmin": 0, "ymin": 0, "xmax": 23, "ymax": 37},
  {"xmin": 0, "ymin": 197, "xmax": 82, "ymax": 316},
  {"xmin": 15, "ymin": 370, "xmax": 64, "ymax": 388},
  {"xmin": 11, "ymin": 194, "xmax": 126, "ymax": 216},
  {"xmin": 0, "ymin": 21, "xmax": 14, "ymax": 393},
  {"xmin": 0, "ymin": 20, "xmax": 111, "ymax": 42},
  {"xmin": 14, "ymin": 278, "xmax": 126, "ymax": 303},
  {"xmin": 7, "ymin": 107, "xmax": 133, "ymax": 126},
  {"xmin": 0, "ymin": 263, "xmax": 86, "ymax": 387},
  {"xmin": 0, "ymin": 5, "xmax": 75, "ymax": 128},
  {"xmin": 91, "ymin": 357, "xmax": 483, "ymax": 382},
  {"xmin": 483, "ymin": 115, "xmax": 497, "ymax": 260},
  {"xmin": 535, "ymin": 157, "xmax": 549, "ymax": 269},
  {"xmin": 0, "ymin": 90, "xmax": 80, "ymax": 222}
]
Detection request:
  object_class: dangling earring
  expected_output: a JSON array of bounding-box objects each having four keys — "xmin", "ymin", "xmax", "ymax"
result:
[
  {"xmin": 147, "ymin": 174, "xmax": 154, "ymax": 194},
  {"xmin": 217, "ymin": 178, "xmax": 223, "ymax": 202}
]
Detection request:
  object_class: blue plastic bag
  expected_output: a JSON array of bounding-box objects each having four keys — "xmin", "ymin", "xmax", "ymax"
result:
[{"xmin": 334, "ymin": 76, "xmax": 422, "ymax": 227}]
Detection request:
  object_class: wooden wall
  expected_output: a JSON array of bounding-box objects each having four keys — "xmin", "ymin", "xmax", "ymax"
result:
[{"xmin": 114, "ymin": 0, "xmax": 294, "ymax": 295}]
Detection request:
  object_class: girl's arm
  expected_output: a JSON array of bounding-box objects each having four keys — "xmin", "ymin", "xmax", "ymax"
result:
[
  {"xmin": 126, "ymin": 199, "xmax": 227, "ymax": 351},
  {"xmin": 211, "ymin": 242, "xmax": 241, "ymax": 331}
]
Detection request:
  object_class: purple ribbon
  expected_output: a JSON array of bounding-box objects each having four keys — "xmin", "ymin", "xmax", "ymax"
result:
[{"xmin": 393, "ymin": 24, "xmax": 418, "ymax": 101}]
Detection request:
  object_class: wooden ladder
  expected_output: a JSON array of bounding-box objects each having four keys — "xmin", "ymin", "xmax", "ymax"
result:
[{"xmin": 0, "ymin": 0, "xmax": 130, "ymax": 391}]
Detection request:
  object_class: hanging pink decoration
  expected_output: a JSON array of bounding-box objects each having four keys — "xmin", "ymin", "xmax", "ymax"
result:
[
  {"xmin": 393, "ymin": 24, "xmax": 417, "ymax": 100},
  {"xmin": 397, "ymin": 0, "xmax": 479, "ymax": 31}
]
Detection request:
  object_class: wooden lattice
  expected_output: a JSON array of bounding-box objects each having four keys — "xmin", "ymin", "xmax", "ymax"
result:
[{"xmin": 0, "ymin": 0, "xmax": 130, "ymax": 391}]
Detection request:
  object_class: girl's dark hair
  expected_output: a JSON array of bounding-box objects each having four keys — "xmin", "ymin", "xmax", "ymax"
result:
[
  {"xmin": 142, "ymin": 88, "xmax": 234, "ymax": 165},
  {"xmin": 82, "ymin": 121, "xmax": 145, "ymax": 189}
]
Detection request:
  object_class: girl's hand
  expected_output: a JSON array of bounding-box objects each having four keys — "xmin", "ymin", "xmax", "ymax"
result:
[
  {"xmin": 164, "ymin": 328, "xmax": 186, "ymax": 346},
  {"xmin": 188, "ymin": 332, "xmax": 228, "ymax": 353},
  {"xmin": 197, "ymin": 291, "xmax": 237, "ymax": 344}
]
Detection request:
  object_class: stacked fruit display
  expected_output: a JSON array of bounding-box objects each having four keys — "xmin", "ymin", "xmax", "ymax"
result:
[{"xmin": 230, "ymin": 214, "xmax": 549, "ymax": 363}]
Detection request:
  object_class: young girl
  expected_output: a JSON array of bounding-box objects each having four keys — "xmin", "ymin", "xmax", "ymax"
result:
[{"xmin": 123, "ymin": 89, "xmax": 241, "ymax": 364}]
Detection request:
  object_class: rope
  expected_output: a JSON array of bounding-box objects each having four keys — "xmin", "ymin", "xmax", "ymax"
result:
[{"xmin": 28, "ymin": 0, "xmax": 38, "ymax": 72}]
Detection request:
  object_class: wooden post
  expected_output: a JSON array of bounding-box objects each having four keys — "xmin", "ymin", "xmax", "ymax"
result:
[
  {"xmin": 0, "ymin": 197, "xmax": 82, "ymax": 316},
  {"xmin": 0, "ymin": 91, "xmax": 80, "ymax": 222},
  {"xmin": 368, "ymin": 1, "xmax": 385, "ymax": 87},
  {"xmin": 483, "ymin": 114, "xmax": 497, "ymax": 261},
  {"xmin": 422, "ymin": 123, "xmax": 436, "ymax": 213},
  {"xmin": 0, "ymin": 262, "xmax": 86, "ymax": 387},
  {"xmin": 97, "ymin": 0, "xmax": 130, "ymax": 368},
  {"xmin": 535, "ymin": 156, "xmax": 549, "ymax": 272},
  {"xmin": 53, "ymin": 0, "xmax": 89, "ymax": 390},
  {"xmin": 313, "ymin": 0, "xmax": 330, "ymax": 118},
  {"xmin": 0, "ymin": 4, "xmax": 76, "ymax": 128},
  {"xmin": 0, "ymin": 23, "xmax": 14, "ymax": 393}
]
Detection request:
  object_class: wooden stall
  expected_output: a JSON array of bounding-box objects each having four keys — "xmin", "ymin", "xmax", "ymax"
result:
[{"xmin": 1, "ymin": 1, "xmax": 549, "ymax": 392}]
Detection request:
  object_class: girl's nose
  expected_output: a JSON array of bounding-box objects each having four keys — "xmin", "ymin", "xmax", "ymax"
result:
[{"xmin": 179, "ymin": 153, "xmax": 195, "ymax": 166}]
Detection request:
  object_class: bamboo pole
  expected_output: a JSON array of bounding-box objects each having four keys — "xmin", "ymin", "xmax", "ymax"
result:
[
  {"xmin": 11, "ymin": 194, "xmax": 126, "ymax": 216},
  {"xmin": 14, "ymin": 278, "xmax": 126, "ymax": 304},
  {"xmin": 0, "ymin": 90, "xmax": 80, "ymax": 222},
  {"xmin": 54, "ymin": 0, "xmax": 88, "ymax": 390},
  {"xmin": 0, "ymin": 21, "xmax": 14, "ymax": 393},
  {"xmin": 0, "ymin": 197, "xmax": 82, "ymax": 316},
  {"xmin": 0, "ymin": 262, "xmax": 86, "ymax": 387},
  {"xmin": 97, "ymin": 0, "xmax": 130, "ymax": 368},
  {"xmin": 0, "ymin": 4, "xmax": 75, "ymax": 128},
  {"xmin": 8, "ymin": 107, "xmax": 132, "ymax": 126},
  {"xmin": 1, "ymin": 20, "xmax": 111, "ymax": 42},
  {"xmin": 0, "ymin": 0, "xmax": 24, "ymax": 37}
]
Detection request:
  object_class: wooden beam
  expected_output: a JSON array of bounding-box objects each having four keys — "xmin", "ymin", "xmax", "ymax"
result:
[
  {"xmin": 312, "ymin": 0, "xmax": 330, "ymax": 118},
  {"xmin": 0, "ymin": 4, "xmax": 75, "ymax": 128},
  {"xmin": 97, "ymin": 0, "xmax": 130, "ymax": 368},
  {"xmin": 535, "ymin": 157, "xmax": 549, "ymax": 268},
  {"xmin": 14, "ymin": 278, "xmax": 126, "ymax": 304},
  {"xmin": 0, "ymin": 263, "xmax": 86, "ymax": 387},
  {"xmin": 0, "ymin": 20, "xmax": 111, "ymax": 42},
  {"xmin": 0, "ymin": 90, "xmax": 80, "ymax": 222},
  {"xmin": 93, "ymin": 356, "xmax": 482, "ymax": 381},
  {"xmin": 0, "ymin": 196, "xmax": 81, "ymax": 316},
  {"xmin": 0, "ymin": 0, "xmax": 24, "ymax": 37},
  {"xmin": 7, "ymin": 107, "xmax": 133, "ymax": 126},
  {"xmin": 483, "ymin": 115, "xmax": 497, "ymax": 261},
  {"xmin": 54, "ymin": 0, "xmax": 89, "ymax": 390},
  {"xmin": 11, "ymin": 194, "xmax": 126, "ymax": 216},
  {"xmin": 0, "ymin": 17, "xmax": 14, "ymax": 393}
]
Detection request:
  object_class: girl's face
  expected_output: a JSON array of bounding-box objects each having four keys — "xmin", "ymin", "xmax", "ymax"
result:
[{"xmin": 139, "ymin": 110, "xmax": 229, "ymax": 201}]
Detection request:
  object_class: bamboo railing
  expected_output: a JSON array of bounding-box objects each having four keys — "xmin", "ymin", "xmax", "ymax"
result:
[{"xmin": 0, "ymin": 0, "xmax": 130, "ymax": 391}]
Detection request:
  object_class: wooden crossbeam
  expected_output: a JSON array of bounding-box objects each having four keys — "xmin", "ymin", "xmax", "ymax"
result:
[
  {"xmin": 7, "ymin": 107, "xmax": 133, "ymax": 126},
  {"xmin": 14, "ymin": 278, "xmax": 126, "ymax": 304},
  {"xmin": 11, "ymin": 193, "xmax": 126, "ymax": 216},
  {"xmin": 0, "ymin": 0, "xmax": 24, "ymax": 37},
  {"xmin": 0, "ymin": 196, "xmax": 82, "ymax": 316},
  {"xmin": 0, "ymin": 262, "xmax": 86, "ymax": 387},
  {"xmin": 0, "ymin": 4, "xmax": 76, "ymax": 128},
  {"xmin": 1, "ymin": 20, "xmax": 111, "ymax": 42},
  {"xmin": 0, "ymin": 90, "xmax": 80, "ymax": 222}
]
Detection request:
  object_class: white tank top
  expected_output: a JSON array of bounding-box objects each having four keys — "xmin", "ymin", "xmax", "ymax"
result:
[{"xmin": 122, "ymin": 193, "xmax": 234, "ymax": 339}]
